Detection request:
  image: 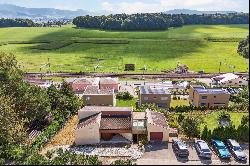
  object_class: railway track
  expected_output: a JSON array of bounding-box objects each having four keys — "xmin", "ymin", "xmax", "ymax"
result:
[{"xmin": 24, "ymin": 72, "xmax": 249, "ymax": 79}]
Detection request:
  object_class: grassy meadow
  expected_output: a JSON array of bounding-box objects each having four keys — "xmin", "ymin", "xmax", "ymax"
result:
[{"xmin": 0, "ymin": 24, "xmax": 249, "ymax": 73}]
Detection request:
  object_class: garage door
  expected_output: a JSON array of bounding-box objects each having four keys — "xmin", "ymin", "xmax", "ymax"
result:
[{"xmin": 150, "ymin": 132, "xmax": 163, "ymax": 141}]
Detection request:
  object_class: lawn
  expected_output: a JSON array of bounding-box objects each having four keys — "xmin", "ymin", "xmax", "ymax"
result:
[
  {"xmin": 0, "ymin": 24, "xmax": 249, "ymax": 73},
  {"xmin": 116, "ymin": 98, "xmax": 137, "ymax": 108},
  {"xmin": 170, "ymin": 99, "xmax": 190, "ymax": 108},
  {"xmin": 171, "ymin": 111, "xmax": 248, "ymax": 134},
  {"xmin": 201, "ymin": 112, "xmax": 248, "ymax": 131}
]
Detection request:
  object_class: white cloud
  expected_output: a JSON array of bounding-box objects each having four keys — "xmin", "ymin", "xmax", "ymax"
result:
[
  {"xmin": 101, "ymin": 0, "xmax": 245, "ymax": 13},
  {"xmin": 102, "ymin": 1, "xmax": 162, "ymax": 14}
]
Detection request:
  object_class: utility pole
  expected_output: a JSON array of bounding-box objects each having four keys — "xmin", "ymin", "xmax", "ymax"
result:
[
  {"xmin": 219, "ymin": 61, "xmax": 222, "ymax": 74},
  {"xmin": 48, "ymin": 58, "xmax": 51, "ymax": 74}
]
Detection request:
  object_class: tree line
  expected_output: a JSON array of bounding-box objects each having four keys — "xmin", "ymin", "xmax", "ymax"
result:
[
  {"xmin": 0, "ymin": 18, "xmax": 70, "ymax": 27},
  {"xmin": 0, "ymin": 18, "xmax": 36, "ymax": 27},
  {"xmin": 73, "ymin": 13, "xmax": 249, "ymax": 31}
]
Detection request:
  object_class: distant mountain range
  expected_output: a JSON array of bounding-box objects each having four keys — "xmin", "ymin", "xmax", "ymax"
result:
[
  {"xmin": 0, "ymin": 4, "xmax": 242, "ymax": 20},
  {"xmin": 0, "ymin": 4, "xmax": 112, "ymax": 19}
]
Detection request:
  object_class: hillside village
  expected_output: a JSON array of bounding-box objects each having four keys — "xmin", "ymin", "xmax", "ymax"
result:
[
  {"xmin": 19, "ymin": 71, "xmax": 248, "ymax": 165},
  {"xmin": 0, "ymin": 1, "xmax": 249, "ymax": 165}
]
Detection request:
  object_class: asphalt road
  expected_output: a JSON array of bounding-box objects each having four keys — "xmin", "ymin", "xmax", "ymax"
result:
[{"xmin": 136, "ymin": 142, "xmax": 249, "ymax": 165}]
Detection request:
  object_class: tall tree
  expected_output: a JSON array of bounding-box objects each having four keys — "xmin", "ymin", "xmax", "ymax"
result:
[
  {"xmin": 238, "ymin": 35, "xmax": 249, "ymax": 58},
  {"xmin": 180, "ymin": 115, "xmax": 203, "ymax": 139}
]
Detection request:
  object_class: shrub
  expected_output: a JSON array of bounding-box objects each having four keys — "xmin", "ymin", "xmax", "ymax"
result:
[
  {"xmin": 111, "ymin": 159, "xmax": 135, "ymax": 165},
  {"xmin": 0, "ymin": 158, "xmax": 4, "ymax": 165},
  {"xmin": 202, "ymin": 128, "xmax": 213, "ymax": 141},
  {"xmin": 138, "ymin": 134, "xmax": 148, "ymax": 145},
  {"xmin": 177, "ymin": 113, "xmax": 185, "ymax": 123},
  {"xmin": 116, "ymin": 92, "xmax": 133, "ymax": 100},
  {"xmin": 31, "ymin": 117, "xmax": 67, "ymax": 152}
]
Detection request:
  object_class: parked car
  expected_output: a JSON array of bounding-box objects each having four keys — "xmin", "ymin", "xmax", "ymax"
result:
[
  {"xmin": 195, "ymin": 139, "xmax": 212, "ymax": 159},
  {"xmin": 211, "ymin": 139, "xmax": 231, "ymax": 159},
  {"xmin": 172, "ymin": 139, "xmax": 189, "ymax": 157},
  {"xmin": 226, "ymin": 139, "xmax": 247, "ymax": 161}
]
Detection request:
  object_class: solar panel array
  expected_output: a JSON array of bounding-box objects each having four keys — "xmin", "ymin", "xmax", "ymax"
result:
[
  {"xmin": 196, "ymin": 88, "xmax": 228, "ymax": 94},
  {"xmin": 140, "ymin": 86, "xmax": 170, "ymax": 94}
]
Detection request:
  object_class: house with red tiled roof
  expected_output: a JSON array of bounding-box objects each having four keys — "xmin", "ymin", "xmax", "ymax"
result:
[
  {"xmin": 75, "ymin": 106, "xmax": 169, "ymax": 145},
  {"xmin": 65, "ymin": 77, "xmax": 100, "ymax": 94},
  {"xmin": 65, "ymin": 77, "xmax": 119, "ymax": 94},
  {"xmin": 99, "ymin": 77, "xmax": 119, "ymax": 92}
]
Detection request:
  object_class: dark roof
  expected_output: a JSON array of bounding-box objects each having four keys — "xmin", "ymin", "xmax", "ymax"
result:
[
  {"xmin": 77, "ymin": 113, "xmax": 101, "ymax": 129},
  {"xmin": 140, "ymin": 86, "xmax": 170, "ymax": 94},
  {"xmin": 100, "ymin": 117, "xmax": 132, "ymax": 130},
  {"xmin": 146, "ymin": 109, "xmax": 168, "ymax": 128},
  {"xmin": 196, "ymin": 88, "xmax": 229, "ymax": 94}
]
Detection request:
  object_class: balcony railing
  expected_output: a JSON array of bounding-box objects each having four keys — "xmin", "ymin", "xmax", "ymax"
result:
[{"xmin": 133, "ymin": 120, "xmax": 146, "ymax": 130}]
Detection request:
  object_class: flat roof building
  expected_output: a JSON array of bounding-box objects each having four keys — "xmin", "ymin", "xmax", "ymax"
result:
[
  {"xmin": 189, "ymin": 85, "xmax": 230, "ymax": 108},
  {"xmin": 139, "ymin": 86, "xmax": 171, "ymax": 109},
  {"xmin": 82, "ymin": 86, "xmax": 116, "ymax": 106}
]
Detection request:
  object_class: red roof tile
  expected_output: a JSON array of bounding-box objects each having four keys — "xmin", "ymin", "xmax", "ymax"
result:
[
  {"xmin": 100, "ymin": 117, "xmax": 132, "ymax": 130},
  {"xmin": 77, "ymin": 113, "xmax": 101, "ymax": 129},
  {"xmin": 146, "ymin": 109, "xmax": 168, "ymax": 129}
]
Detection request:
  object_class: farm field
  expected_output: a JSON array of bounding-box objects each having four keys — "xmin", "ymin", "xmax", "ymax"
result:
[{"xmin": 0, "ymin": 24, "xmax": 249, "ymax": 73}]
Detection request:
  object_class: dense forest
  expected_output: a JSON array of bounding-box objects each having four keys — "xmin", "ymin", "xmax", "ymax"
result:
[
  {"xmin": 0, "ymin": 18, "xmax": 70, "ymax": 27},
  {"xmin": 0, "ymin": 18, "xmax": 36, "ymax": 27},
  {"xmin": 73, "ymin": 13, "xmax": 249, "ymax": 30},
  {"xmin": 238, "ymin": 35, "xmax": 249, "ymax": 59}
]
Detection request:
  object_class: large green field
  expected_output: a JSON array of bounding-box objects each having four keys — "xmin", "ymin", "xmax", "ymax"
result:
[{"xmin": 0, "ymin": 24, "xmax": 249, "ymax": 73}]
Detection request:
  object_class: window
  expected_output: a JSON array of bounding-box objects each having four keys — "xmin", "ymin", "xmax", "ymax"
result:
[
  {"xmin": 229, "ymin": 81, "xmax": 232, "ymax": 83},
  {"xmin": 214, "ymin": 103, "xmax": 225, "ymax": 105},
  {"xmin": 239, "ymin": 81, "xmax": 242, "ymax": 83},
  {"xmin": 144, "ymin": 97, "xmax": 148, "ymax": 100},
  {"xmin": 214, "ymin": 96, "xmax": 216, "ymax": 98},
  {"xmin": 161, "ymin": 97, "xmax": 168, "ymax": 101},
  {"xmin": 201, "ymin": 103, "xmax": 206, "ymax": 106},
  {"xmin": 201, "ymin": 96, "xmax": 207, "ymax": 100}
]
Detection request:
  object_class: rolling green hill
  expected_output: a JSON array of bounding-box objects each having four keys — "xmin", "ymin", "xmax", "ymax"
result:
[{"xmin": 0, "ymin": 24, "xmax": 249, "ymax": 73}]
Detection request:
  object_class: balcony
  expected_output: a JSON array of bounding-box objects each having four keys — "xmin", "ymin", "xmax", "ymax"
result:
[{"xmin": 132, "ymin": 120, "xmax": 147, "ymax": 133}]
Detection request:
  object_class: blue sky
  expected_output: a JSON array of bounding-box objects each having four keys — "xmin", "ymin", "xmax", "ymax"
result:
[{"xmin": 0, "ymin": 0, "xmax": 249, "ymax": 13}]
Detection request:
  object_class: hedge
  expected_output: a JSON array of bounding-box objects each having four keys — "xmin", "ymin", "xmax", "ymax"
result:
[{"xmin": 30, "ymin": 116, "xmax": 68, "ymax": 152}]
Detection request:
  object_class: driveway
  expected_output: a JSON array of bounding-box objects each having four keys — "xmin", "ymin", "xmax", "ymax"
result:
[{"xmin": 136, "ymin": 142, "xmax": 249, "ymax": 165}]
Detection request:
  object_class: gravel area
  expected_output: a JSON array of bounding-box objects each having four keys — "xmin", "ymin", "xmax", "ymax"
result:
[{"xmin": 45, "ymin": 145, "xmax": 144, "ymax": 160}]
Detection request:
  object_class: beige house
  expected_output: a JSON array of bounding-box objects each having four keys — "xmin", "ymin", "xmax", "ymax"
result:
[
  {"xmin": 211, "ymin": 73, "xmax": 248, "ymax": 87},
  {"xmin": 146, "ymin": 109, "xmax": 169, "ymax": 142},
  {"xmin": 139, "ymin": 86, "xmax": 171, "ymax": 109},
  {"xmin": 75, "ymin": 106, "xmax": 169, "ymax": 145},
  {"xmin": 189, "ymin": 85, "xmax": 230, "ymax": 108},
  {"xmin": 82, "ymin": 86, "xmax": 116, "ymax": 106}
]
